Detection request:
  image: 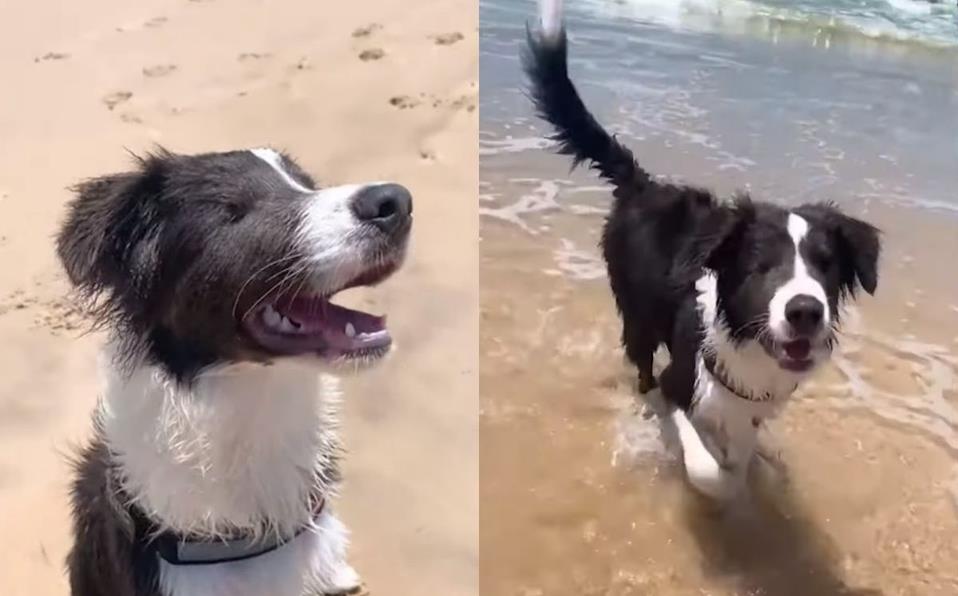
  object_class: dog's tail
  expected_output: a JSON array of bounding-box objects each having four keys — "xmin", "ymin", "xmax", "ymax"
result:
[{"xmin": 522, "ymin": 0, "xmax": 650, "ymax": 192}]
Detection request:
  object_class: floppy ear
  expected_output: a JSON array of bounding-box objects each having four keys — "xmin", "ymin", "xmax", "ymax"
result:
[
  {"xmin": 696, "ymin": 199, "xmax": 753, "ymax": 271},
  {"xmin": 835, "ymin": 213, "xmax": 880, "ymax": 295},
  {"xmin": 57, "ymin": 149, "xmax": 176, "ymax": 296},
  {"xmin": 796, "ymin": 202, "xmax": 881, "ymax": 296},
  {"xmin": 56, "ymin": 156, "xmax": 170, "ymax": 301},
  {"xmin": 701, "ymin": 204, "xmax": 751, "ymax": 273},
  {"xmin": 57, "ymin": 173, "xmax": 138, "ymax": 294},
  {"xmin": 673, "ymin": 199, "xmax": 752, "ymax": 284}
]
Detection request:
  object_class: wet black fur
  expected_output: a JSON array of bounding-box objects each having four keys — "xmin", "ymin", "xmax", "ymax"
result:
[
  {"xmin": 67, "ymin": 430, "xmax": 162, "ymax": 596},
  {"xmin": 56, "ymin": 148, "xmax": 320, "ymax": 382},
  {"xmin": 58, "ymin": 149, "xmax": 348, "ymax": 596},
  {"xmin": 523, "ymin": 28, "xmax": 880, "ymax": 402}
]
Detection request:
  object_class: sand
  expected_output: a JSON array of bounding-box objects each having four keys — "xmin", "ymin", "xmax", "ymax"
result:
[
  {"xmin": 479, "ymin": 177, "xmax": 958, "ymax": 595},
  {"xmin": 0, "ymin": 1, "xmax": 477, "ymax": 594},
  {"xmin": 478, "ymin": 0, "xmax": 958, "ymax": 586}
]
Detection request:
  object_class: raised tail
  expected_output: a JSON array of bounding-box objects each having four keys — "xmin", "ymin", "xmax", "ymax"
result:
[{"xmin": 522, "ymin": 0, "xmax": 650, "ymax": 191}]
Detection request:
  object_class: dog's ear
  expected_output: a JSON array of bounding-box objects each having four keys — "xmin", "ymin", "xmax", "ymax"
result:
[
  {"xmin": 671, "ymin": 199, "xmax": 752, "ymax": 286},
  {"xmin": 796, "ymin": 202, "xmax": 880, "ymax": 296},
  {"xmin": 702, "ymin": 204, "xmax": 752, "ymax": 273},
  {"xmin": 693, "ymin": 200, "xmax": 753, "ymax": 272},
  {"xmin": 57, "ymin": 173, "xmax": 136, "ymax": 292},
  {"xmin": 56, "ymin": 159, "xmax": 165, "ymax": 297}
]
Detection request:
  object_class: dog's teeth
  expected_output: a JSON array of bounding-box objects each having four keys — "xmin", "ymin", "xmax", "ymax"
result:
[
  {"xmin": 345, "ymin": 322, "xmax": 356, "ymax": 338},
  {"xmin": 263, "ymin": 305, "xmax": 281, "ymax": 328},
  {"xmin": 278, "ymin": 316, "xmax": 296, "ymax": 333}
]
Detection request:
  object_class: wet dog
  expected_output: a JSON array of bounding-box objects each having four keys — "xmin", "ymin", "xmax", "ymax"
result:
[
  {"xmin": 60, "ymin": 148, "xmax": 411, "ymax": 595},
  {"xmin": 525, "ymin": 0, "xmax": 880, "ymax": 498}
]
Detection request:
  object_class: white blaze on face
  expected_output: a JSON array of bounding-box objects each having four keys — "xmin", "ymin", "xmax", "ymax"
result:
[
  {"xmin": 249, "ymin": 148, "xmax": 370, "ymax": 292},
  {"xmin": 768, "ymin": 213, "xmax": 830, "ymax": 338},
  {"xmin": 299, "ymin": 184, "xmax": 373, "ymax": 292},
  {"xmin": 250, "ymin": 147, "xmax": 313, "ymax": 193}
]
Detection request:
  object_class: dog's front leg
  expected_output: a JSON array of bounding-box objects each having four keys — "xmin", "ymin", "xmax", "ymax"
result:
[
  {"xmin": 324, "ymin": 563, "xmax": 364, "ymax": 596},
  {"xmin": 753, "ymin": 422, "xmax": 791, "ymax": 483},
  {"xmin": 305, "ymin": 510, "xmax": 365, "ymax": 596},
  {"xmin": 671, "ymin": 408, "xmax": 745, "ymax": 500}
]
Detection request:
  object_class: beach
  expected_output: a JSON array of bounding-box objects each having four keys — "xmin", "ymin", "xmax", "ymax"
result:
[
  {"xmin": 480, "ymin": 0, "xmax": 958, "ymax": 594},
  {"xmin": 0, "ymin": 0, "xmax": 477, "ymax": 594}
]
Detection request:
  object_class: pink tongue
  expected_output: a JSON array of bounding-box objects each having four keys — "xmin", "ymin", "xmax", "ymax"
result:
[
  {"xmin": 282, "ymin": 298, "xmax": 389, "ymax": 351},
  {"xmin": 783, "ymin": 339, "xmax": 811, "ymax": 360}
]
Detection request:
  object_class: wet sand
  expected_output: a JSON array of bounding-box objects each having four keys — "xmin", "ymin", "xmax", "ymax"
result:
[
  {"xmin": 0, "ymin": 1, "xmax": 477, "ymax": 594},
  {"xmin": 480, "ymin": 182, "xmax": 958, "ymax": 595},
  {"xmin": 479, "ymin": 1, "xmax": 958, "ymax": 592}
]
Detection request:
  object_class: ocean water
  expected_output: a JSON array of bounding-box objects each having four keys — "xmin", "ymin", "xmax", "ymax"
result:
[
  {"xmin": 480, "ymin": 2, "xmax": 958, "ymax": 594},
  {"xmin": 481, "ymin": 0, "xmax": 958, "ymax": 217},
  {"xmin": 575, "ymin": 0, "xmax": 958, "ymax": 48}
]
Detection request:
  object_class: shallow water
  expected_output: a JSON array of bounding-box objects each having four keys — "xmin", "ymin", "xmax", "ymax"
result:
[{"xmin": 480, "ymin": 1, "xmax": 958, "ymax": 593}]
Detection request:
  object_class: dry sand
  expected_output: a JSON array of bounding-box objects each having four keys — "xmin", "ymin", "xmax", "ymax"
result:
[{"xmin": 0, "ymin": 1, "xmax": 477, "ymax": 594}]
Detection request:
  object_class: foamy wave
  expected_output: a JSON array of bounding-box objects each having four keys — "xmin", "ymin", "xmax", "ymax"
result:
[
  {"xmin": 578, "ymin": 0, "xmax": 958, "ymax": 49},
  {"xmin": 611, "ymin": 82, "xmax": 758, "ymax": 174},
  {"xmin": 610, "ymin": 350, "xmax": 682, "ymax": 467},
  {"xmin": 479, "ymin": 136, "xmax": 553, "ymax": 156},
  {"xmin": 551, "ymin": 239, "xmax": 606, "ymax": 281},
  {"xmin": 479, "ymin": 179, "xmax": 562, "ymax": 234},
  {"xmin": 612, "ymin": 403, "xmax": 672, "ymax": 467},
  {"xmin": 886, "ymin": 0, "xmax": 935, "ymax": 16}
]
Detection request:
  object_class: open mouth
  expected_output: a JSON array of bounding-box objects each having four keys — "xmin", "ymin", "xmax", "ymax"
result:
[
  {"xmin": 774, "ymin": 338, "xmax": 815, "ymax": 372},
  {"xmin": 242, "ymin": 261, "xmax": 400, "ymax": 361}
]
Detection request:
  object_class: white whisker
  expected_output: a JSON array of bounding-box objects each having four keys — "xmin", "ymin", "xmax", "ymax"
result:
[{"xmin": 231, "ymin": 254, "xmax": 304, "ymax": 320}]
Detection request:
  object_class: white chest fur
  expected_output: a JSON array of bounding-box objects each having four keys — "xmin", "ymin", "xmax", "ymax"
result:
[
  {"xmin": 98, "ymin": 352, "xmax": 358, "ymax": 595},
  {"xmin": 673, "ymin": 273, "xmax": 803, "ymax": 499},
  {"xmin": 671, "ymin": 357, "xmax": 785, "ymax": 500},
  {"xmin": 689, "ymin": 356, "xmax": 780, "ymax": 470}
]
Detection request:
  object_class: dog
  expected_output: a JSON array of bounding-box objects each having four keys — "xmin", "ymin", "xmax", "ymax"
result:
[
  {"xmin": 58, "ymin": 147, "xmax": 412, "ymax": 595},
  {"xmin": 524, "ymin": 0, "xmax": 880, "ymax": 498}
]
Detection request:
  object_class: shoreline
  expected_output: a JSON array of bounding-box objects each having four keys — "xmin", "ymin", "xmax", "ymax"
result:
[{"xmin": 479, "ymin": 199, "xmax": 958, "ymax": 593}]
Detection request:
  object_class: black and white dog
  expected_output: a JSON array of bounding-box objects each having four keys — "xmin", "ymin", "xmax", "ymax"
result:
[
  {"xmin": 59, "ymin": 148, "xmax": 412, "ymax": 595},
  {"xmin": 525, "ymin": 0, "xmax": 880, "ymax": 498}
]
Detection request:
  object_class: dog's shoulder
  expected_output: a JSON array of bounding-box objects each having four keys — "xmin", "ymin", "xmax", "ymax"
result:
[{"xmin": 67, "ymin": 436, "xmax": 162, "ymax": 596}]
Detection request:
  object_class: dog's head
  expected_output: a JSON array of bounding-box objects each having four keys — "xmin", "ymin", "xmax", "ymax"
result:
[
  {"xmin": 57, "ymin": 148, "xmax": 412, "ymax": 380},
  {"xmin": 691, "ymin": 199, "xmax": 879, "ymax": 374}
]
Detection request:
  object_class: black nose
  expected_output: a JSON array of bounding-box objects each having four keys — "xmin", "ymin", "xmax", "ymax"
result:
[
  {"xmin": 785, "ymin": 294, "xmax": 824, "ymax": 335},
  {"xmin": 350, "ymin": 183, "xmax": 412, "ymax": 234}
]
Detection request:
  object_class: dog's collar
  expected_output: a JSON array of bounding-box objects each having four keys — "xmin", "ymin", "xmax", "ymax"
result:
[
  {"xmin": 703, "ymin": 354, "xmax": 788, "ymax": 403},
  {"xmin": 109, "ymin": 470, "xmax": 327, "ymax": 567},
  {"xmin": 151, "ymin": 497, "xmax": 326, "ymax": 566}
]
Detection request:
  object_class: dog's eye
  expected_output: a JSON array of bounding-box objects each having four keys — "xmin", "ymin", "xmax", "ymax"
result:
[
  {"xmin": 226, "ymin": 202, "xmax": 250, "ymax": 222},
  {"xmin": 754, "ymin": 259, "xmax": 775, "ymax": 274},
  {"xmin": 810, "ymin": 249, "xmax": 833, "ymax": 270}
]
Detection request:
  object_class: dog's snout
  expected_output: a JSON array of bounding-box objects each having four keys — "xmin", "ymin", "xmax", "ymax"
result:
[
  {"xmin": 784, "ymin": 294, "xmax": 824, "ymax": 335},
  {"xmin": 350, "ymin": 183, "xmax": 412, "ymax": 233}
]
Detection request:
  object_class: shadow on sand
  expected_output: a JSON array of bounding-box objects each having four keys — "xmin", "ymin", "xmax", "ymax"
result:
[{"xmin": 681, "ymin": 466, "xmax": 884, "ymax": 596}]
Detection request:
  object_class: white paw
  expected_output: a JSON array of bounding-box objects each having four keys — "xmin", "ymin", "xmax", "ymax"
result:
[
  {"xmin": 329, "ymin": 563, "xmax": 363, "ymax": 594},
  {"xmin": 671, "ymin": 408, "xmax": 744, "ymax": 500}
]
